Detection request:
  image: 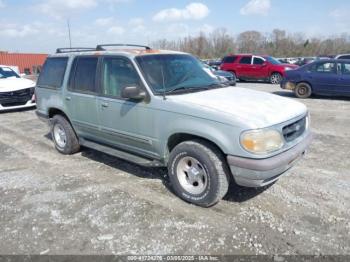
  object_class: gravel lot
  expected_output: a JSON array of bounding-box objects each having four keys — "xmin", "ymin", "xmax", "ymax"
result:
[{"xmin": 0, "ymin": 83, "xmax": 349, "ymax": 255}]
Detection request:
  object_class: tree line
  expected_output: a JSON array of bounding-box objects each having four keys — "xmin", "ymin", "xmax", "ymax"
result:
[{"xmin": 152, "ymin": 28, "xmax": 350, "ymax": 59}]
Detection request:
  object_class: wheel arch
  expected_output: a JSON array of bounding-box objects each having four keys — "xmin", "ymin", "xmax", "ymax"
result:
[
  {"xmin": 167, "ymin": 133, "xmax": 226, "ymax": 159},
  {"xmin": 48, "ymin": 108, "xmax": 73, "ymax": 125}
]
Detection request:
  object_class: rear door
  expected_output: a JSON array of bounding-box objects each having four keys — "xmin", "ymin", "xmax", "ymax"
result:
[
  {"xmin": 236, "ymin": 56, "xmax": 252, "ymax": 78},
  {"xmin": 338, "ymin": 62, "xmax": 350, "ymax": 95},
  {"xmin": 65, "ymin": 56, "xmax": 101, "ymax": 140},
  {"xmin": 96, "ymin": 56, "xmax": 157, "ymax": 158},
  {"xmin": 309, "ymin": 61, "xmax": 338, "ymax": 94}
]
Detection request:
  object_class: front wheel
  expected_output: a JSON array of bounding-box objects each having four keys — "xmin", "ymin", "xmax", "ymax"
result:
[
  {"xmin": 294, "ymin": 83, "xmax": 312, "ymax": 98},
  {"xmin": 51, "ymin": 115, "xmax": 80, "ymax": 155},
  {"xmin": 270, "ymin": 73, "xmax": 283, "ymax": 84},
  {"xmin": 168, "ymin": 140, "xmax": 229, "ymax": 207}
]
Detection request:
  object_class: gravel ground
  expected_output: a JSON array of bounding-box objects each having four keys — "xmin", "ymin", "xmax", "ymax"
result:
[{"xmin": 0, "ymin": 83, "xmax": 349, "ymax": 255}]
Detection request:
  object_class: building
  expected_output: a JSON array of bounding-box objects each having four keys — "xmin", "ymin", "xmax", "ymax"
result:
[{"xmin": 0, "ymin": 51, "xmax": 48, "ymax": 75}]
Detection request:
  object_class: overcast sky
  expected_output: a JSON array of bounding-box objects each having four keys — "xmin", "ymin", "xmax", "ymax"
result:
[{"xmin": 0, "ymin": 0, "xmax": 349, "ymax": 53}]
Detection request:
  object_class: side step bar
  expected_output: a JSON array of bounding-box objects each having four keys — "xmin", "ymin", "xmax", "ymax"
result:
[{"xmin": 80, "ymin": 138, "xmax": 163, "ymax": 167}]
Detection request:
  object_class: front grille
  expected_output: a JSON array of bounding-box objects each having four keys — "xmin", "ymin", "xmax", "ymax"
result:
[
  {"xmin": 282, "ymin": 116, "xmax": 306, "ymax": 142},
  {"xmin": 0, "ymin": 88, "xmax": 33, "ymax": 107}
]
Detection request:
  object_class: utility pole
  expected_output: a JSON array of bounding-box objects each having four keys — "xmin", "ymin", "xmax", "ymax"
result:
[{"xmin": 67, "ymin": 19, "xmax": 72, "ymax": 48}]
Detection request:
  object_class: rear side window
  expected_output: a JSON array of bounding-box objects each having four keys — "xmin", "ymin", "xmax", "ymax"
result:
[
  {"xmin": 37, "ymin": 57, "xmax": 68, "ymax": 89},
  {"xmin": 239, "ymin": 56, "xmax": 252, "ymax": 64},
  {"xmin": 222, "ymin": 56, "xmax": 237, "ymax": 63},
  {"xmin": 69, "ymin": 57, "xmax": 98, "ymax": 93}
]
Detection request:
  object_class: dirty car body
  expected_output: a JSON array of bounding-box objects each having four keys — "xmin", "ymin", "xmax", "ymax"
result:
[{"xmin": 35, "ymin": 45, "xmax": 312, "ymax": 207}]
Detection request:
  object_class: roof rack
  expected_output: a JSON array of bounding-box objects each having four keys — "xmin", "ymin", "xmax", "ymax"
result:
[
  {"xmin": 96, "ymin": 44, "xmax": 151, "ymax": 51},
  {"xmin": 56, "ymin": 47, "xmax": 97, "ymax": 54}
]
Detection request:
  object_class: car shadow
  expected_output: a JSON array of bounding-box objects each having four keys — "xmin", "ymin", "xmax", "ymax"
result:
[
  {"xmin": 44, "ymin": 133, "xmax": 269, "ymax": 203},
  {"xmin": 224, "ymin": 180, "xmax": 273, "ymax": 203},
  {"xmin": 273, "ymin": 91, "xmax": 350, "ymax": 101}
]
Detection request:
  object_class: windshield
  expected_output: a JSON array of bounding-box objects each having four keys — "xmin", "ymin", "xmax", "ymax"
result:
[
  {"xmin": 135, "ymin": 54, "xmax": 222, "ymax": 95},
  {"xmin": 266, "ymin": 56, "xmax": 282, "ymax": 65},
  {"xmin": 0, "ymin": 67, "xmax": 20, "ymax": 79}
]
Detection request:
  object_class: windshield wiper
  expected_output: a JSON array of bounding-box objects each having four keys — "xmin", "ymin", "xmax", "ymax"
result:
[{"xmin": 164, "ymin": 86, "xmax": 209, "ymax": 94}]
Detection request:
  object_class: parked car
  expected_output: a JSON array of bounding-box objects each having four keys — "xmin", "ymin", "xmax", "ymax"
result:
[
  {"xmin": 281, "ymin": 59, "xmax": 350, "ymax": 98},
  {"xmin": 220, "ymin": 54, "xmax": 298, "ymax": 84},
  {"xmin": 294, "ymin": 57, "xmax": 316, "ymax": 67},
  {"xmin": 335, "ymin": 54, "xmax": 350, "ymax": 60},
  {"xmin": 36, "ymin": 45, "xmax": 312, "ymax": 207},
  {"xmin": 202, "ymin": 63, "xmax": 236, "ymax": 86},
  {"xmin": 0, "ymin": 65, "xmax": 36, "ymax": 111}
]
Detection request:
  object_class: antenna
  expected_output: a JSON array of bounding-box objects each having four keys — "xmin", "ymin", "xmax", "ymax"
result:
[{"xmin": 67, "ymin": 19, "xmax": 72, "ymax": 48}]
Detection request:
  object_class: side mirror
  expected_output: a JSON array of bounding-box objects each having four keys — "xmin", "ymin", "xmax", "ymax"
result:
[
  {"xmin": 262, "ymin": 62, "xmax": 267, "ymax": 67},
  {"xmin": 121, "ymin": 86, "xmax": 146, "ymax": 101}
]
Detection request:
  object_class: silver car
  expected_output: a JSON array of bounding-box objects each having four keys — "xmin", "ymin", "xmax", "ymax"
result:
[{"xmin": 36, "ymin": 44, "xmax": 312, "ymax": 207}]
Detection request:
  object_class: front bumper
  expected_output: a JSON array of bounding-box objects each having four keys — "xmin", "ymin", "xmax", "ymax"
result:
[
  {"xmin": 280, "ymin": 80, "xmax": 296, "ymax": 90},
  {"xmin": 227, "ymin": 132, "xmax": 313, "ymax": 187},
  {"xmin": 0, "ymin": 100, "xmax": 36, "ymax": 111}
]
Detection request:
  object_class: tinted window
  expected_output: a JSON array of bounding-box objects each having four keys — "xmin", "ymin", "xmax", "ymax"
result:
[
  {"xmin": 314, "ymin": 62, "xmax": 337, "ymax": 73},
  {"xmin": 70, "ymin": 57, "xmax": 98, "ymax": 93},
  {"xmin": 338, "ymin": 55, "xmax": 350, "ymax": 60},
  {"xmin": 37, "ymin": 57, "xmax": 68, "ymax": 88},
  {"xmin": 253, "ymin": 57, "xmax": 265, "ymax": 65},
  {"xmin": 341, "ymin": 63, "xmax": 350, "ymax": 75},
  {"xmin": 102, "ymin": 57, "xmax": 142, "ymax": 98},
  {"xmin": 239, "ymin": 56, "xmax": 252, "ymax": 64},
  {"xmin": 223, "ymin": 56, "xmax": 236, "ymax": 63}
]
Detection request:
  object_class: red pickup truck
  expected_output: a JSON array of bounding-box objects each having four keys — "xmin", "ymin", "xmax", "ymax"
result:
[{"xmin": 220, "ymin": 54, "xmax": 298, "ymax": 84}]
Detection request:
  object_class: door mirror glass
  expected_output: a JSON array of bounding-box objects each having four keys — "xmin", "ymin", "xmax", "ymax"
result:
[{"xmin": 121, "ymin": 86, "xmax": 146, "ymax": 100}]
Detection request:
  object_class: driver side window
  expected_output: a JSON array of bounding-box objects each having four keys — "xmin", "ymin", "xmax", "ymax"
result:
[
  {"xmin": 253, "ymin": 57, "xmax": 265, "ymax": 65},
  {"xmin": 101, "ymin": 57, "xmax": 142, "ymax": 98}
]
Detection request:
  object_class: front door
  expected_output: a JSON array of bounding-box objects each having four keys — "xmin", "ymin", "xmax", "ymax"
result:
[
  {"xmin": 252, "ymin": 56, "xmax": 269, "ymax": 79},
  {"xmin": 97, "ymin": 56, "xmax": 158, "ymax": 159},
  {"xmin": 310, "ymin": 61, "xmax": 339, "ymax": 94},
  {"xmin": 65, "ymin": 56, "xmax": 100, "ymax": 140}
]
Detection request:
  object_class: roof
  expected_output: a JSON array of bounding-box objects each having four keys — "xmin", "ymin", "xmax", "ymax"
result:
[
  {"xmin": 51, "ymin": 44, "xmax": 188, "ymax": 58},
  {"xmin": 51, "ymin": 49, "xmax": 187, "ymax": 58}
]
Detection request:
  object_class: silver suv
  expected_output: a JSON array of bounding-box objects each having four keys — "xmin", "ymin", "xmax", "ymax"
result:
[{"xmin": 36, "ymin": 44, "xmax": 312, "ymax": 207}]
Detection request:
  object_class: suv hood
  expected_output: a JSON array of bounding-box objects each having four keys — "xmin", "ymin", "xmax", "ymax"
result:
[
  {"xmin": 0, "ymin": 78, "xmax": 35, "ymax": 92},
  {"xmin": 169, "ymin": 87, "xmax": 307, "ymax": 128}
]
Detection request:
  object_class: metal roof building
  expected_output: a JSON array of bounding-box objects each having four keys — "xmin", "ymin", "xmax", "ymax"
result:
[{"xmin": 0, "ymin": 52, "xmax": 48, "ymax": 74}]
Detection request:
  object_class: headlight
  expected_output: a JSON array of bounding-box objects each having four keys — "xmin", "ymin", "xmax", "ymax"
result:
[
  {"xmin": 285, "ymin": 67, "xmax": 292, "ymax": 71},
  {"xmin": 241, "ymin": 129, "xmax": 284, "ymax": 154}
]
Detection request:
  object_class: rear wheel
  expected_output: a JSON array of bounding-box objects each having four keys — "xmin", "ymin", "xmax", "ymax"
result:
[
  {"xmin": 51, "ymin": 115, "xmax": 80, "ymax": 155},
  {"xmin": 270, "ymin": 73, "xmax": 283, "ymax": 84},
  {"xmin": 294, "ymin": 82, "xmax": 312, "ymax": 98},
  {"xmin": 168, "ymin": 140, "xmax": 229, "ymax": 207}
]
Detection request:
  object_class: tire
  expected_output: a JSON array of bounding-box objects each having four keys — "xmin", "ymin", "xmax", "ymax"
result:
[
  {"xmin": 270, "ymin": 73, "xmax": 283, "ymax": 84},
  {"xmin": 294, "ymin": 82, "xmax": 312, "ymax": 98},
  {"xmin": 51, "ymin": 114, "xmax": 80, "ymax": 155},
  {"xmin": 168, "ymin": 140, "xmax": 230, "ymax": 207}
]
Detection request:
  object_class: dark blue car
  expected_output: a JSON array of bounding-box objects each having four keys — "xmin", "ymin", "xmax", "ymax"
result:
[{"xmin": 280, "ymin": 59, "xmax": 350, "ymax": 98}]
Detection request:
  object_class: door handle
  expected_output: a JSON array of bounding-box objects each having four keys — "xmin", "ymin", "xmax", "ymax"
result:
[
  {"xmin": 101, "ymin": 102, "xmax": 109, "ymax": 108},
  {"xmin": 65, "ymin": 96, "xmax": 71, "ymax": 101}
]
